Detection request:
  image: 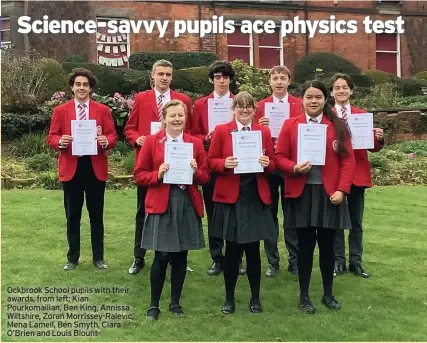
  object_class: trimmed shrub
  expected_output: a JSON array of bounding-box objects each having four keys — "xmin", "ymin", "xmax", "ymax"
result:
[
  {"xmin": 412, "ymin": 71, "xmax": 427, "ymax": 81},
  {"xmin": 401, "ymin": 79, "xmax": 424, "ymax": 97},
  {"xmin": 1, "ymin": 112, "xmax": 51, "ymax": 140},
  {"xmin": 129, "ymin": 52, "xmax": 219, "ymax": 71},
  {"xmin": 25, "ymin": 153, "xmax": 56, "ymax": 172},
  {"xmin": 294, "ymin": 53, "xmax": 361, "ymax": 84},
  {"xmin": 62, "ymin": 62, "xmax": 150, "ymax": 96},
  {"xmin": 40, "ymin": 58, "xmax": 68, "ymax": 101},
  {"xmin": 64, "ymin": 55, "xmax": 86, "ymax": 63},
  {"xmin": 172, "ymin": 67, "xmax": 212, "ymax": 96},
  {"xmin": 363, "ymin": 70, "xmax": 392, "ymax": 84}
]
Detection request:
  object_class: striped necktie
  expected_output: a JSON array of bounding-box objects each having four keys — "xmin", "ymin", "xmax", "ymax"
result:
[
  {"xmin": 78, "ymin": 104, "xmax": 87, "ymax": 120},
  {"xmin": 309, "ymin": 118, "xmax": 318, "ymax": 124},
  {"xmin": 172, "ymin": 138, "xmax": 187, "ymax": 190},
  {"xmin": 157, "ymin": 94, "xmax": 165, "ymax": 121},
  {"xmin": 341, "ymin": 106, "xmax": 347, "ymax": 121}
]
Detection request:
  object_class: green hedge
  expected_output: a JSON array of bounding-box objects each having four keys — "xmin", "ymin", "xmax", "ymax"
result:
[
  {"xmin": 294, "ymin": 53, "xmax": 361, "ymax": 84},
  {"xmin": 1, "ymin": 112, "xmax": 51, "ymax": 140},
  {"xmin": 62, "ymin": 63, "xmax": 150, "ymax": 96},
  {"xmin": 412, "ymin": 71, "xmax": 427, "ymax": 81},
  {"xmin": 363, "ymin": 70, "xmax": 391, "ymax": 84},
  {"xmin": 400, "ymin": 79, "xmax": 424, "ymax": 97},
  {"xmin": 40, "ymin": 58, "xmax": 68, "ymax": 101},
  {"xmin": 172, "ymin": 66, "xmax": 212, "ymax": 96},
  {"xmin": 129, "ymin": 52, "xmax": 219, "ymax": 71}
]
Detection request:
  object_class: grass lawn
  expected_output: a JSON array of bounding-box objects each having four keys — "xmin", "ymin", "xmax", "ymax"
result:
[{"xmin": 2, "ymin": 186, "xmax": 427, "ymax": 342}]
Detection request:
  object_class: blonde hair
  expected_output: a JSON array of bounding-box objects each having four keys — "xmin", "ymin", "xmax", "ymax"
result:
[
  {"xmin": 161, "ymin": 99, "xmax": 187, "ymax": 120},
  {"xmin": 151, "ymin": 59, "xmax": 173, "ymax": 74},
  {"xmin": 269, "ymin": 65, "xmax": 291, "ymax": 80}
]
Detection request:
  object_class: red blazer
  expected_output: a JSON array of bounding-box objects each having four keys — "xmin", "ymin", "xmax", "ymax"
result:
[
  {"xmin": 334, "ymin": 105, "xmax": 384, "ymax": 188},
  {"xmin": 124, "ymin": 89, "xmax": 192, "ymax": 153},
  {"xmin": 207, "ymin": 120, "xmax": 276, "ymax": 205},
  {"xmin": 47, "ymin": 100, "xmax": 117, "ymax": 182},
  {"xmin": 275, "ymin": 114, "xmax": 355, "ymax": 198},
  {"xmin": 134, "ymin": 130, "xmax": 210, "ymax": 218},
  {"xmin": 191, "ymin": 92, "xmax": 235, "ymax": 145},
  {"xmin": 255, "ymin": 94, "xmax": 303, "ymax": 122}
]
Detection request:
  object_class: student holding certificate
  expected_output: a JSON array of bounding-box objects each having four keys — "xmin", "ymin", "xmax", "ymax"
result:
[
  {"xmin": 275, "ymin": 81, "xmax": 355, "ymax": 313},
  {"xmin": 255, "ymin": 66, "xmax": 303, "ymax": 277},
  {"xmin": 47, "ymin": 68, "xmax": 117, "ymax": 271},
  {"xmin": 124, "ymin": 60, "xmax": 192, "ymax": 275},
  {"xmin": 192, "ymin": 61, "xmax": 246, "ymax": 277},
  {"xmin": 134, "ymin": 100, "xmax": 209, "ymax": 321},
  {"xmin": 330, "ymin": 73, "xmax": 384, "ymax": 279},
  {"xmin": 208, "ymin": 92, "xmax": 276, "ymax": 314}
]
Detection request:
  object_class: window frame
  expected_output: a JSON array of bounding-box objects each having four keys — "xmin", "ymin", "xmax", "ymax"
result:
[
  {"xmin": 375, "ymin": 33, "xmax": 401, "ymax": 77},
  {"xmin": 1, "ymin": 17, "xmax": 12, "ymax": 49},
  {"xmin": 226, "ymin": 23, "xmax": 254, "ymax": 66},
  {"xmin": 258, "ymin": 26, "xmax": 284, "ymax": 70}
]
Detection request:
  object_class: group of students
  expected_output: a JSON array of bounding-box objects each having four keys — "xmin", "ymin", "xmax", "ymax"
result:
[{"xmin": 47, "ymin": 59, "xmax": 384, "ymax": 320}]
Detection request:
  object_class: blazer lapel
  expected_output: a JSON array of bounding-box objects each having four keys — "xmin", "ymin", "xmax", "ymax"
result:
[
  {"xmin": 66, "ymin": 100, "xmax": 76, "ymax": 121},
  {"xmin": 148, "ymin": 89, "xmax": 158, "ymax": 115},
  {"xmin": 88, "ymin": 100, "xmax": 97, "ymax": 121}
]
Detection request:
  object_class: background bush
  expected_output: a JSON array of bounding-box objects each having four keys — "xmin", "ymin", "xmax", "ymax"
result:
[
  {"xmin": 129, "ymin": 52, "xmax": 219, "ymax": 71},
  {"xmin": 40, "ymin": 58, "xmax": 68, "ymax": 101},
  {"xmin": 10, "ymin": 132, "xmax": 53, "ymax": 158},
  {"xmin": 1, "ymin": 112, "xmax": 51, "ymax": 141},
  {"xmin": 25, "ymin": 153, "xmax": 56, "ymax": 172},
  {"xmin": 172, "ymin": 67, "xmax": 212, "ymax": 95},
  {"xmin": 363, "ymin": 70, "xmax": 392, "ymax": 84}
]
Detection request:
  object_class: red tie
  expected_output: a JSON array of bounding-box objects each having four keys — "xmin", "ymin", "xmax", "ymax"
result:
[
  {"xmin": 157, "ymin": 94, "xmax": 164, "ymax": 121},
  {"xmin": 78, "ymin": 104, "xmax": 86, "ymax": 120},
  {"xmin": 341, "ymin": 107, "xmax": 347, "ymax": 121}
]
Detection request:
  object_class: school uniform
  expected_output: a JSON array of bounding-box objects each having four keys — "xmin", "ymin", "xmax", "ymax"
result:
[
  {"xmin": 208, "ymin": 120, "xmax": 276, "ymax": 311},
  {"xmin": 255, "ymin": 94, "xmax": 303, "ymax": 273},
  {"xmin": 47, "ymin": 99, "xmax": 117, "ymax": 267},
  {"xmin": 124, "ymin": 89, "xmax": 192, "ymax": 271},
  {"xmin": 333, "ymin": 104, "xmax": 384, "ymax": 275},
  {"xmin": 134, "ymin": 129, "xmax": 209, "ymax": 313},
  {"xmin": 275, "ymin": 113, "xmax": 355, "ymax": 309}
]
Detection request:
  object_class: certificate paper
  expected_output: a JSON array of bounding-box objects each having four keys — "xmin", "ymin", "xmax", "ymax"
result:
[
  {"xmin": 232, "ymin": 130, "xmax": 263, "ymax": 174},
  {"xmin": 150, "ymin": 122, "xmax": 162, "ymax": 134},
  {"xmin": 264, "ymin": 102, "xmax": 290, "ymax": 138},
  {"xmin": 347, "ymin": 113, "xmax": 375, "ymax": 150},
  {"xmin": 297, "ymin": 124, "xmax": 327, "ymax": 165},
  {"xmin": 71, "ymin": 120, "xmax": 97, "ymax": 156},
  {"xmin": 208, "ymin": 98, "xmax": 233, "ymax": 132},
  {"xmin": 164, "ymin": 142, "xmax": 194, "ymax": 185}
]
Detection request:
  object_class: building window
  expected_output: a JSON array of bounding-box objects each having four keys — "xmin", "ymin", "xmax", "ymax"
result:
[
  {"xmin": 259, "ymin": 27, "xmax": 283, "ymax": 69},
  {"xmin": 376, "ymin": 33, "xmax": 400, "ymax": 76},
  {"xmin": 96, "ymin": 17, "xmax": 130, "ymax": 68},
  {"xmin": 1, "ymin": 17, "xmax": 12, "ymax": 49},
  {"xmin": 227, "ymin": 25, "xmax": 253, "ymax": 66}
]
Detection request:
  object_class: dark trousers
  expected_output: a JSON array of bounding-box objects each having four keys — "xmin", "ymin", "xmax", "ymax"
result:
[
  {"xmin": 224, "ymin": 241, "xmax": 261, "ymax": 302},
  {"xmin": 133, "ymin": 186, "xmax": 147, "ymax": 260},
  {"xmin": 203, "ymin": 175, "xmax": 242, "ymax": 266},
  {"xmin": 334, "ymin": 185, "xmax": 365, "ymax": 265},
  {"xmin": 62, "ymin": 156, "xmax": 106, "ymax": 263},
  {"xmin": 265, "ymin": 173, "xmax": 298, "ymax": 266},
  {"xmin": 150, "ymin": 251, "xmax": 188, "ymax": 307},
  {"xmin": 296, "ymin": 228, "xmax": 336, "ymax": 298}
]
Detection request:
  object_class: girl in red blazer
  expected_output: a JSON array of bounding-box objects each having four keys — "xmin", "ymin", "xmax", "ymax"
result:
[
  {"xmin": 134, "ymin": 100, "xmax": 210, "ymax": 321},
  {"xmin": 330, "ymin": 73, "xmax": 384, "ymax": 279},
  {"xmin": 208, "ymin": 91, "xmax": 276, "ymax": 314},
  {"xmin": 275, "ymin": 81, "xmax": 356, "ymax": 314}
]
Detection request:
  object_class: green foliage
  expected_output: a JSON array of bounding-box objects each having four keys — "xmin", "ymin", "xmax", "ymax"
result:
[
  {"xmin": 390, "ymin": 140, "xmax": 427, "ymax": 157},
  {"xmin": 172, "ymin": 67, "xmax": 212, "ymax": 95},
  {"xmin": 40, "ymin": 58, "xmax": 68, "ymax": 101},
  {"xmin": 412, "ymin": 71, "xmax": 427, "ymax": 81},
  {"xmin": 363, "ymin": 70, "xmax": 392, "ymax": 84},
  {"xmin": 129, "ymin": 52, "xmax": 219, "ymax": 71},
  {"xmin": 394, "ymin": 95, "xmax": 427, "ymax": 108},
  {"xmin": 1, "ymin": 112, "xmax": 51, "ymax": 141},
  {"xmin": 25, "ymin": 153, "xmax": 56, "ymax": 172},
  {"xmin": 64, "ymin": 55, "xmax": 86, "ymax": 63},
  {"xmin": 231, "ymin": 60, "xmax": 270, "ymax": 101},
  {"xmin": 294, "ymin": 53, "xmax": 361, "ymax": 84},
  {"xmin": 62, "ymin": 63, "xmax": 150, "ymax": 96},
  {"xmin": 35, "ymin": 171, "xmax": 61, "ymax": 190},
  {"xmin": 10, "ymin": 132, "xmax": 52, "ymax": 158},
  {"xmin": 123, "ymin": 151, "xmax": 135, "ymax": 174},
  {"xmin": 352, "ymin": 83, "xmax": 400, "ymax": 110},
  {"xmin": 114, "ymin": 140, "xmax": 133, "ymax": 156},
  {"xmin": 400, "ymin": 79, "xmax": 424, "ymax": 97}
]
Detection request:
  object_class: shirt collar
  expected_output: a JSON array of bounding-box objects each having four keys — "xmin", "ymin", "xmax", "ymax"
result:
[
  {"xmin": 154, "ymin": 88, "xmax": 171, "ymax": 102},
  {"xmin": 74, "ymin": 99, "xmax": 90, "ymax": 108},
  {"xmin": 335, "ymin": 103, "xmax": 351, "ymax": 118},
  {"xmin": 273, "ymin": 93, "xmax": 288, "ymax": 104},
  {"xmin": 166, "ymin": 130, "xmax": 184, "ymax": 142},
  {"xmin": 305, "ymin": 113, "xmax": 323, "ymax": 123},
  {"xmin": 235, "ymin": 119, "xmax": 252, "ymax": 131},
  {"xmin": 214, "ymin": 90, "xmax": 231, "ymax": 99}
]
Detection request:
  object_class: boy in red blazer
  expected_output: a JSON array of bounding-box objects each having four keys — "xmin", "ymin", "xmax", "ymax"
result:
[
  {"xmin": 192, "ymin": 60, "xmax": 245, "ymax": 276},
  {"xmin": 255, "ymin": 66, "xmax": 303, "ymax": 278},
  {"xmin": 47, "ymin": 68, "xmax": 117, "ymax": 271},
  {"xmin": 124, "ymin": 60, "xmax": 192, "ymax": 275},
  {"xmin": 330, "ymin": 73, "xmax": 384, "ymax": 278}
]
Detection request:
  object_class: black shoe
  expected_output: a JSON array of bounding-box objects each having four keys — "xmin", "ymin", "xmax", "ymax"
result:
[
  {"xmin": 146, "ymin": 306, "xmax": 160, "ymax": 321},
  {"xmin": 287, "ymin": 263, "xmax": 298, "ymax": 275},
  {"xmin": 333, "ymin": 261, "xmax": 347, "ymax": 277},
  {"xmin": 207, "ymin": 262, "xmax": 222, "ymax": 276},
  {"xmin": 93, "ymin": 260, "xmax": 108, "ymax": 270},
  {"xmin": 63, "ymin": 262, "xmax": 77, "ymax": 271},
  {"xmin": 322, "ymin": 295, "xmax": 341, "ymax": 310},
  {"xmin": 128, "ymin": 259, "xmax": 145, "ymax": 275},
  {"xmin": 249, "ymin": 299, "xmax": 263, "ymax": 313},
  {"xmin": 299, "ymin": 297, "xmax": 316, "ymax": 314},
  {"xmin": 266, "ymin": 264, "xmax": 279, "ymax": 277},
  {"xmin": 169, "ymin": 304, "xmax": 185, "ymax": 316},
  {"xmin": 238, "ymin": 263, "xmax": 247, "ymax": 275},
  {"xmin": 222, "ymin": 300, "xmax": 235, "ymax": 314},
  {"xmin": 349, "ymin": 263, "xmax": 369, "ymax": 278}
]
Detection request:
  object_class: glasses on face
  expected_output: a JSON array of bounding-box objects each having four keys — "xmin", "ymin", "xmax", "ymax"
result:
[{"xmin": 235, "ymin": 105, "xmax": 254, "ymax": 111}]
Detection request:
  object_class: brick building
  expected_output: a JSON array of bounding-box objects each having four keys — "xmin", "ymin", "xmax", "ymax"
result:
[{"xmin": 2, "ymin": 1, "xmax": 427, "ymax": 77}]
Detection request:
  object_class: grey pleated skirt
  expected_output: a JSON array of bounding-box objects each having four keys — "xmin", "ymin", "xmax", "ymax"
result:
[
  {"xmin": 209, "ymin": 174, "xmax": 276, "ymax": 244},
  {"xmin": 141, "ymin": 186, "xmax": 205, "ymax": 252},
  {"xmin": 284, "ymin": 184, "xmax": 352, "ymax": 230}
]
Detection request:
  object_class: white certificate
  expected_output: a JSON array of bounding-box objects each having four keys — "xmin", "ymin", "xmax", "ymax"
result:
[
  {"xmin": 347, "ymin": 113, "xmax": 375, "ymax": 150},
  {"xmin": 297, "ymin": 124, "xmax": 327, "ymax": 166},
  {"xmin": 232, "ymin": 130, "xmax": 263, "ymax": 174},
  {"xmin": 208, "ymin": 98, "xmax": 233, "ymax": 132},
  {"xmin": 264, "ymin": 102, "xmax": 290, "ymax": 138},
  {"xmin": 71, "ymin": 120, "xmax": 97, "ymax": 156},
  {"xmin": 164, "ymin": 142, "xmax": 194, "ymax": 185},
  {"xmin": 150, "ymin": 121, "xmax": 162, "ymax": 134}
]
